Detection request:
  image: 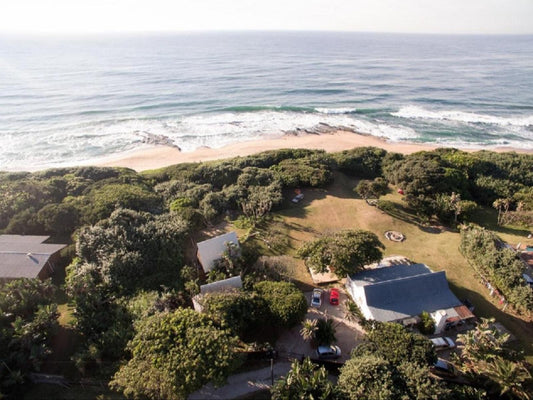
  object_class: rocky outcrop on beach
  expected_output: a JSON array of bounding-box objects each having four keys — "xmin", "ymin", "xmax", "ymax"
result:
[
  {"xmin": 141, "ymin": 132, "xmax": 181, "ymax": 150},
  {"xmin": 283, "ymin": 122, "xmax": 357, "ymax": 136}
]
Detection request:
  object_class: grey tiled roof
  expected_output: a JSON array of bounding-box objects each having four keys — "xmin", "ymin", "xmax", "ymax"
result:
[
  {"xmin": 363, "ymin": 271, "xmax": 462, "ymax": 322},
  {"xmin": 349, "ymin": 263, "xmax": 431, "ymax": 286},
  {"xmin": 0, "ymin": 235, "xmax": 67, "ymax": 279}
]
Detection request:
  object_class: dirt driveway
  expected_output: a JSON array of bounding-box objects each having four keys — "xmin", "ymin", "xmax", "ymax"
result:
[{"xmin": 276, "ymin": 288, "xmax": 365, "ymax": 363}]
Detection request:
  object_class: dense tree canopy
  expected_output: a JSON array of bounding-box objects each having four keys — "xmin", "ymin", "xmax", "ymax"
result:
[
  {"xmin": 254, "ymin": 281, "xmax": 308, "ymax": 329},
  {"xmin": 297, "ymin": 230, "xmax": 384, "ymax": 277},
  {"xmin": 110, "ymin": 308, "xmax": 241, "ymax": 400},
  {"xmin": 338, "ymin": 322, "xmax": 446, "ymax": 400},
  {"xmin": 460, "ymin": 225, "xmax": 533, "ymax": 314},
  {"xmin": 334, "ymin": 146, "xmax": 387, "ymax": 178},
  {"xmin": 65, "ymin": 208, "xmax": 189, "ymax": 367},
  {"xmin": 202, "ymin": 290, "xmax": 270, "ymax": 341},
  {"xmin": 454, "ymin": 318, "xmax": 532, "ymax": 400},
  {"xmin": 0, "ymin": 279, "xmax": 59, "ymax": 396},
  {"xmin": 271, "ymin": 358, "xmax": 338, "ymax": 400},
  {"xmin": 354, "ymin": 321, "xmax": 437, "ymax": 367}
]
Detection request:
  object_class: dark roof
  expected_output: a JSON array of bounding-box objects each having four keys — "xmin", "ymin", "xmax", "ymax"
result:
[
  {"xmin": 349, "ymin": 263, "xmax": 431, "ymax": 286},
  {"xmin": 349, "ymin": 263, "xmax": 463, "ymax": 322},
  {"xmin": 0, "ymin": 235, "xmax": 67, "ymax": 279},
  {"xmin": 362, "ymin": 271, "xmax": 462, "ymax": 322},
  {"xmin": 0, "ymin": 235, "xmax": 52, "ymax": 244}
]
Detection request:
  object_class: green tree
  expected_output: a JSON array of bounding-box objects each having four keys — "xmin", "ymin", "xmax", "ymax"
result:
[
  {"xmin": 37, "ymin": 202, "xmax": 79, "ymax": 235},
  {"xmin": 110, "ymin": 308, "xmax": 241, "ymax": 400},
  {"xmin": 355, "ymin": 321, "xmax": 437, "ymax": 366},
  {"xmin": 315, "ymin": 317, "xmax": 337, "ymax": 346},
  {"xmin": 338, "ymin": 322, "xmax": 447, "ymax": 400},
  {"xmin": 254, "ymin": 281, "xmax": 308, "ymax": 329},
  {"xmin": 0, "ymin": 279, "xmax": 59, "ymax": 395},
  {"xmin": 338, "ymin": 354, "xmax": 397, "ymax": 400},
  {"xmin": 334, "ymin": 146, "xmax": 387, "ymax": 178},
  {"xmin": 297, "ymin": 230, "xmax": 384, "ymax": 277},
  {"xmin": 271, "ymin": 358, "xmax": 338, "ymax": 400},
  {"xmin": 416, "ymin": 311, "xmax": 435, "ymax": 335},
  {"xmin": 202, "ymin": 290, "xmax": 269, "ymax": 341},
  {"xmin": 454, "ymin": 318, "xmax": 532, "ymax": 399}
]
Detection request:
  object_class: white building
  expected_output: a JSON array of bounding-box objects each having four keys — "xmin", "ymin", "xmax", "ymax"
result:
[{"xmin": 196, "ymin": 231, "xmax": 240, "ymax": 273}]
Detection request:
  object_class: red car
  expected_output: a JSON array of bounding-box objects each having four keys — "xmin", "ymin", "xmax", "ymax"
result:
[{"xmin": 329, "ymin": 288, "xmax": 340, "ymax": 305}]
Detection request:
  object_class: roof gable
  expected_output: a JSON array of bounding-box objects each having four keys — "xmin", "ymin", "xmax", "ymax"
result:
[{"xmin": 196, "ymin": 231, "xmax": 239, "ymax": 272}]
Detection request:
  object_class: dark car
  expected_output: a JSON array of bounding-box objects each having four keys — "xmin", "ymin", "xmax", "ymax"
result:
[
  {"xmin": 329, "ymin": 288, "xmax": 339, "ymax": 305},
  {"xmin": 430, "ymin": 359, "xmax": 457, "ymax": 378}
]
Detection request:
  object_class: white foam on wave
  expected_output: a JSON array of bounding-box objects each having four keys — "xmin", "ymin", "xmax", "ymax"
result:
[
  {"xmin": 392, "ymin": 105, "xmax": 533, "ymax": 127},
  {"xmin": 2, "ymin": 108, "xmax": 531, "ymax": 171},
  {"xmin": 0, "ymin": 109, "xmax": 419, "ymax": 170},
  {"xmin": 314, "ymin": 107, "xmax": 357, "ymax": 114}
]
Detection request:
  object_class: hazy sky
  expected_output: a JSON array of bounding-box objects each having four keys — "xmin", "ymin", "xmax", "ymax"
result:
[{"xmin": 1, "ymin": 0, "xmax": 532, "ymax": 35}]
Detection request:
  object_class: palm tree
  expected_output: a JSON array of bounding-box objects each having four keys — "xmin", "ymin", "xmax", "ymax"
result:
[
  {"xmin": 315, "ymin": 317, "xmax": 337, "ymax": 346},
  {"xmin": 300, "ymin": 319, "xmax": 318, "ymax": 342},
  {"xmin": 493, "ymin": 199, "xmax": 505, "ymax": 225},
  {"xmin": 480, "ymin": 357, "xmax": 532, "ymax": 400},
  {"xmin": 271, "ymin": 358, "xmax": 335, "ymax": 400}
]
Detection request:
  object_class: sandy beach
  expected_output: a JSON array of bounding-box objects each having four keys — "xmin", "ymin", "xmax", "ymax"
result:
[{"xmin": 98, "ymin": 130, "xmax": 530, "ymax": 172}]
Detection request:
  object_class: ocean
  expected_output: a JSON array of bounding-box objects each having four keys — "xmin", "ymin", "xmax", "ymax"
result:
[{"xmin": 1, "ymin": 32, "xmax": 532, "ymax": 170}]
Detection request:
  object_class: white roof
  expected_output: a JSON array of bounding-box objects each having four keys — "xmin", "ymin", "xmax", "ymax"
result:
[
  {"xmin": 196, "ymin": 231, "xmax": 239, "ymax": 272},
  {"xmin": 200, "ymin": 275, "xmax": 243, "ymax": 295}
]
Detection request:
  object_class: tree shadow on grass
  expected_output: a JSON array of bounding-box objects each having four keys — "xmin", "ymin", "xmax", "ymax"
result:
[{"xmin": 470, "ymin": 207, "xmax": 531, "ymax": 238}]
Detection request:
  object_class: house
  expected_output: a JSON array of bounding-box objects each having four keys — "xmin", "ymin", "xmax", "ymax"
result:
[
  {"xmin": 0, "ymin": 235, "xmax": 67, "ymax": 281},
  {"xmin": 196, "ymin": 231, "xmax": 240, "ymax": 273},
  {"xmin": 346, "ymin": 261, "xmax": 474, "ymax": 331},
  {"xmin": 192, "ymin": 275, "xmax": 243, "ymax": 312}
]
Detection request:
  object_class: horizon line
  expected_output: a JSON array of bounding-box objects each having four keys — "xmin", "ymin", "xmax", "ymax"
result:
[{"xmin": 2, "ymin": 29, "xmax": 533, "ymax": 38}]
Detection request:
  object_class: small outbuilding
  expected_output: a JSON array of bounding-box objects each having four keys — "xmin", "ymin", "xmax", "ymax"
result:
[
  {"xmin": 0, "ymin": 235, "xmax": 67, "ymax": 281},
  {"xmin": 192, "ymin": 275, "xmax": 243, "ymax": 312},
  {"xmin": 196, "ymin": 231, "xmax": 240, "ymax": 273}
]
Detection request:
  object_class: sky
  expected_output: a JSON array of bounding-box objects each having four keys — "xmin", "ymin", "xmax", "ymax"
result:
[{"xmin": 1, "ymin": 0, "xmax": 532, "ymax": 35}]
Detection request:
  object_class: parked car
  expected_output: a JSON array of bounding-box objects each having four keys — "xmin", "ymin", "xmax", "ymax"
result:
[
  {"xmin": 430, "ymin": 359, "xmax": 457, "ymax": 378},
  {"xmin": 430, "ymin": 336, "xmax": 456, "ymax": 351},
  {"xmin": 292, "ymin": 193, "xmax": 304, "ymax": 203},
  {"xmin": 311, "ymin": 288, "xmax": 323, "ymax": 307},
  {"xmin": 316, "ymin": 345, "xmax": 341, "ymax": 359},
  {"xmin": 329, "ymin": 288, "xmax": 340, "ymax": 305}
]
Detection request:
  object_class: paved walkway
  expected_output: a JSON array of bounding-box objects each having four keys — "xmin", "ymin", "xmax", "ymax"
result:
[{"xmin": 189, "ymin": 361, "xmax": 292, "ymax": 400}]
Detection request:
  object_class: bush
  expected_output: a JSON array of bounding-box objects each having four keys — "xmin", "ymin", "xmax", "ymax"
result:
[
  {"xmin": 417, "ymin": 311, "xmax": 435, "ymax": 335},
  {"xmin": 459, "ymin": 225, "xmax": 533, "ymax": 314},
  {"xmin": 334, "ymin": 146, "xmax": 387, "ymax": 178},
  {"xmin": 271, "ymin": 155, "xmax": 333, "ymax": 188},
  {"xmin": 254, "ymin": 281, "xmax": 308, "ymax": 329}
]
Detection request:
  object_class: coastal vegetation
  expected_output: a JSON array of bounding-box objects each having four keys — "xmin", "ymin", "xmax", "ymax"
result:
[
  {"xmin": 0, "ymin": 146, "xmax": 532, "ymax": 398},
  {"xmin": 459, "ymin": 226, "xmax": 533, "ymax": 314}
]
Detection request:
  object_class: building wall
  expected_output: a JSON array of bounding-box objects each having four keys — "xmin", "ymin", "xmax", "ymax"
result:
[{"xmin": 345, "ymin": 277, "xmax": 373, "ymax": 320}]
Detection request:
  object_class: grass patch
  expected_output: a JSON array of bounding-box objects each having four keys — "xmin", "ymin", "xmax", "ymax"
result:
[{"xmin": 271, "ymin": 171, "xmax": 533, "ymax": 361}]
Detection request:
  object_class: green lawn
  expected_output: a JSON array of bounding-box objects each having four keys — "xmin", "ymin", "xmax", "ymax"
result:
[{"xmin": 263, "ymin": 171, "xmax": 533, "ymax": 360}]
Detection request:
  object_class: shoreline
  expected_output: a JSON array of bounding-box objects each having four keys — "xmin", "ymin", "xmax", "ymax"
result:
[{"xmin": 97, "ymin": 130, "xmax": 532, "ymax": 172}]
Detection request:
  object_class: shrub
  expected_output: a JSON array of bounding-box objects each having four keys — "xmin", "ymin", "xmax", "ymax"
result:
[
  {"xmin": 417, "ymin": 311, "xmax": 435, "ymax": 335},
  {"xmin": 254, "ymin": 281, "xmax": 308, "ymax": 329}
]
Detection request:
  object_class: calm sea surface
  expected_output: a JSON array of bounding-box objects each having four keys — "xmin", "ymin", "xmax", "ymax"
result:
[{"xmin": 0, "ymin": 32, "xmax": 532, "ymax": 170}]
